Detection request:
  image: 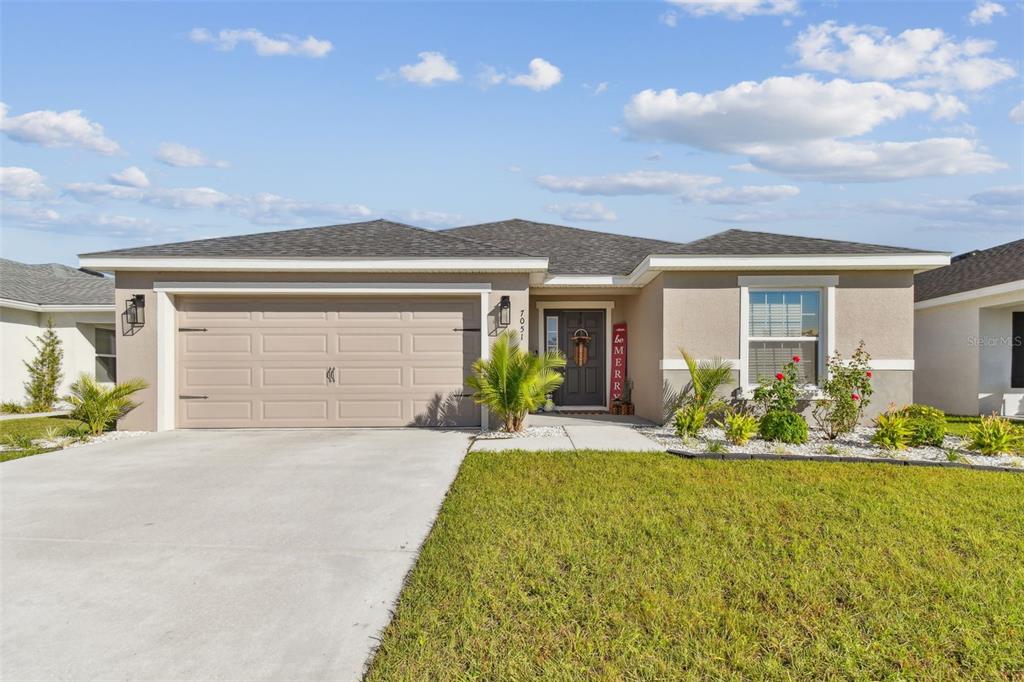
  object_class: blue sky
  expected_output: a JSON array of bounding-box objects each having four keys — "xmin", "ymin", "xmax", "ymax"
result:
[{"xmin": 1, "ymin": 0, "xmax": 1021, "ymax": 265}]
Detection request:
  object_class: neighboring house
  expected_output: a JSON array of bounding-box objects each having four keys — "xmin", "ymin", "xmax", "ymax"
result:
[
  {"xmin": 0, "ymin": 258, "xmax": 116, "ymax": 404},
  {"xmin": 914, "ymin": 239, "xmax": 1024, "ymax": 418},
  {"xmin": 78, "ymin": 219, "xmax": 949, "ymax": 431}
]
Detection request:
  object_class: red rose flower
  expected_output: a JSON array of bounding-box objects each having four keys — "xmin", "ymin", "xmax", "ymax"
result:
[
  {"xmin": 866, "ymin": 371, "xmax": 872, "ymax": 378},
  {"xmin": 852, "ymin": 394, "xmax": 860, "ymax": 400},
  {"xmin": 792, "ymin": 355, "xmax": 801, "ymax": 363},
  {"xmin": 775, "ymin": 373, "xmax": 784, "ymax": 381}
]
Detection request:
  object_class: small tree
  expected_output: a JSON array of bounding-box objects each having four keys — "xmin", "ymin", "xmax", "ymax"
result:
[{"xmin": 23, "ymin": 319, "xmax": 64, "ymax": 412}]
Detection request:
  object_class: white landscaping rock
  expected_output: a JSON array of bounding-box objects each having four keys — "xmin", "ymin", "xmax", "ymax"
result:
[
  {"xmin": 636, "ymin": 424, "xmax": 1024, "ymax": 470},
  {"xmin": 476, "ymin": 426, "xmax": 567, "ymax": 440},
  {"xmin": 2, "ymin": 431, "xmax": 150, "ymax": 453}
]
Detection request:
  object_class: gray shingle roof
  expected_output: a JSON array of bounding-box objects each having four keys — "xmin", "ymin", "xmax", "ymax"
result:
[
  {"xmin": 444, "ymin": 221, "xmax": 937, "ymax": 275},
  {"xmin": 443, "ymin": 219, "xmax": 694, "ymax": 275},
  {"xmin": 79, "ymin": 217, "xmax": 940, "ymax": 276},
  {"xmin": 0, "ymin": 259, "xmax": 113, "ymax": 307},
  {"xmin": 80, "ymin": 219, "xmax": 531, "ymax": 259},
  {"xmin": 915, "ymin": 239, "xmax": 1024, "ymax": 302}
]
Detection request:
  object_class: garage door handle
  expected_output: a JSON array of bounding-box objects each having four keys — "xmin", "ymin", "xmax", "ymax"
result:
[
  {"xmin": 453, "ymin": 327, "xmax": 481, "ymax": 332},
  {"xmin": 178, "ymin": 327, "xmax": 208, "ymax": 332},
  {"xmin": 179, "ymin": 395, "xmax": 208, "ymax": 400}
]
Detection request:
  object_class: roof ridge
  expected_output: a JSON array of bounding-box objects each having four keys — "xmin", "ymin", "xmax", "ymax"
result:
[
  {"xmin": 448, "ymin": 218, "xmax": 692, "ymax": 249},
  {"xmin": 400, "ymin": 220, "xmax": 541, "ymax": 258},
  {"xmin": 693, "ymin": 227, "xmax": 946, "ymax": 254}
]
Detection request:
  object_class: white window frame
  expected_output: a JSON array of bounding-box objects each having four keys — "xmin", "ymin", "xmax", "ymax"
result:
[
  {"xmin": 545, "ymin": 314, "xmax": 559, "ymax": 354},
  {"xmin": 94, "ymin": 326, "xmax": 117, "ymax": 383},
  {"xmin": 738, "ymin": 276, "xmax": 837, "ymax": 391}
]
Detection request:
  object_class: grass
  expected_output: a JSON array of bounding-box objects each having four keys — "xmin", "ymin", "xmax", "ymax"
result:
[
  {"xmin": 367, "ymin": 450, "xmax": 1024, "ymax": 680},
  {"xmin": 945, "ymin": 414, "xmax": 982, "ymax": 437},
  {"xmin": 0, "ymin": 415, "xmax": 83, "ymax": 463}
]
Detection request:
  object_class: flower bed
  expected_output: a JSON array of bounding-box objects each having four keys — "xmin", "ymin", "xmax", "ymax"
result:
[{"xmin": 636, "ymin": 424, "xmax": 1024, "ymax": 470}]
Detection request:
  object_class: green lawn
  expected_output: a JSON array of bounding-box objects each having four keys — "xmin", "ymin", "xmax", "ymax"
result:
[
  {"xmin": 945, "ymin": 414, "xmax": 983, "ymax": 437},
  {"xmin": 0, "ymin": 415, "xmax": 83, "ymax": 462},
  {"xmin": 367, "ymin": 451, "xmax": 1024, "ymax": 680}
]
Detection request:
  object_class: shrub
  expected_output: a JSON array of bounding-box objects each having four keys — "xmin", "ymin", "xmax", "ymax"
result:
[
  {"xmin": 674, "ymin": 403, "xmax": 706, "ymax": 439},
  {"xmin": 871, "ymin": 411, "xmax": 911, "ymax": 450},
  {"xmin": 752, "ymin": 357, "xmax": 801, "ymax": 414},
  {"xmin": 0, "ymin": 401, "xmax": 28, "ymax": 415},
  {"xmin": 759, "ymin": 411, "xmax": 808, "ymax": 444},
  {"xmin": 2, "ymin": 433, "xmax": 36, "ymax": 450},
  {"xmin": 812, "ymin": 342, "xmax": 874, "ymax": 439},
  {"xmin": 718, "ymin": 410, "xmax": 758, "ymax": 446},
  {"xmin": 672, "ymin": 350, "xmax": 733, "ymax": 431},
  {"xmin": 705, "ymin": 440, "xmax": 728, "ymax": 454},
  {"xmin": 964, "ymin": 415, "xmax": 1024, "ymax": 456},
  {"xmin": 467, "ymin": 331, "xmax": 565, "ymax": 432},
  {"xmin": 897, "ymin": 404, "xmax": 947, "ymax": 447},
  {"xmin": 66, "ymin": 374, "xmax": 148, "ymax": 435},
  {"xmin": 23, "ymin": 319, "xmax": 64, "ymax": 412}
]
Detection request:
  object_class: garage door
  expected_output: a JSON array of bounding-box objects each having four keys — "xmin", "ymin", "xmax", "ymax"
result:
[{"xmin": 176, "ymin": 296, "xmax": 481, "ymax": 428}]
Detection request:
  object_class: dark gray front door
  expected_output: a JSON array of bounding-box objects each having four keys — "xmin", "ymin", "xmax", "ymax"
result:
[{"xmin": 553, "ymin": 310, "xmax": 605, "ymax": 406}]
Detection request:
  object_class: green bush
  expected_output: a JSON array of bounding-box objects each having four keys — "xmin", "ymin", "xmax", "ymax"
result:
[
  {"xmin": 674, "ymin": 404, "xmax": 706, "ymax": 439},
  {"xmin": 811, "ymin": 341, "xmax": 874, "ymax": 439},
  {"xmin": 718, "ymin": 411, "xmax": 758, "ymax": 446},
  {"xmin": 23, "ymin": 319, "xmax": 64, "ymax": 412},
  {"xmin": 897, "ymin": 404, "xmax": 947, "ymax": 447},
  {"xmin": 467, "ymin": 331, "xmax": 565, "ymax": 432},
  {"xmin": 965, "ymin": 415, "xmax": 1024, "ymax": 456},
  {"xmin": 66, "ymin": 374, "xmax": 148, "ymax": 435},
  {"xmin": 871, "ymin": 411, "xmax": 912, "ymax": 450},
  {"xmin": 0, "ymin": 401, "xmax": 28, "ymax": 415},
  {"xmin": 758, "ymin": 411, "xmax": 808, "ymax": 444},
  {"xmin": 670, "ymin": 351, "xmax": 733, "ymax": 431}
]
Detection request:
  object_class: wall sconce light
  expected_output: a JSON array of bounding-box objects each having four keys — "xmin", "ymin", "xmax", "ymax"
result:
[
  {"xmin": 125, "ymin": 294, "xmax": 146, "ymax": 327},
  {"xmin": 498, "ymin": 295, "xmax": 511, "ymax": 328}
]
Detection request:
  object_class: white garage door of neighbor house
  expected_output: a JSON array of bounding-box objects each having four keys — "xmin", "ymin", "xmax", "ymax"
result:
[{"xmin": 176, "ymin": 296, "xmax": 481, "ymax": 428}]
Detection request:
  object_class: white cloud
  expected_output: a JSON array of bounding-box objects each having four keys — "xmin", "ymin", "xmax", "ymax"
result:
[
  {"xmin": 66, "ymin": 182, "xmax": 231, "ymax": 209},
  {"xmin": 1010, "ymin": 101, "xmax": 1024, "ymax": 124},
  {"xmin": 109, "ymin": 166, "xmax": 150, "ymax": 188},
  {"xmin": 536, "ymin": 170, "xmax": 799, "ymax": 204},
  {"xmin": 584, "ymin": 81, "xmax": 609, "ymax": 95},
  {"xmin": 793, "ymin": 22, "xmax": 1016, "ymax": 92},
  {"xmin": 871, "ymin": 192, "xmax": 1022, "ymax": 231},
  {"xmin": 968, "ymin": 1, "xmax": 1007, "ymax": 25},
  {"xmin": 506, "ymin": 164, "xmax": 522, "ymax": 173},
  {"xmin": 240, "ymin": 193, "xmax": 371, "ymax": 225},
  {"xmin": 745, "ymin": 137, "xmax": 1005, "ymax": 182},
  {"xmin": 478, "ymin": 64, "xmax": 506, "ymax": 88},
  {"xmin": 189, "ymin": 27, "xmax": 332, "ymax": 58},
  {"xmin": 623, "ymin": 75, "xmax": 1000, "ymax": 182},
  {"xmin": 624, "ymin": 76, "xmax": 940, "ymax": 149},
  {"xmin": 545, "ymin": 201, "xmax": 618, "ymax": 222},
  {"xmin": 1, "ymin": 202, "xmax": 62, "ymax": 224},
  {"xmin": 156, "ymin": 142, "xmax": 229, "ymax": 168},
  {"xmin": 390, "ymin": 209, "xmax": 464, "ymax": 227},
  {"xmin": 970, "ymin": 184, "xmax": 1023, "ymax": 206},
  {"xmin": 668, "ymin": 0, "xmax": 800, "ymax": 20},
  {"xmin": 659, "ymin": 10, "xmax": 679, "ymax": 27},
  {"xmin": 509, "ymin": 58, "xmax": 563, "ymax": 91},
  {"xmin": 0, "ymin": 166, "xmax": 52, "ymax": 199},
  {"xmin": 0, "ymin": 102, "xmax": 121, "ymax": 155},
  {"xmin": 396, "ymin": 52, "xmax": 461, "ymax": 86}
]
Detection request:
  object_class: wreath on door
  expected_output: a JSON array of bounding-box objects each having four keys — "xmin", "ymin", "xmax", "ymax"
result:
[{"xmin": 571, "ymin": 329, "xmax": 591, "ymax": 366}]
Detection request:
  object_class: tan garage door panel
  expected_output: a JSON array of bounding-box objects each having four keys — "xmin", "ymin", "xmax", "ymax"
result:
[{"xmin": 176, "ymin": 296, "xmax": 480, "ymax": 428}]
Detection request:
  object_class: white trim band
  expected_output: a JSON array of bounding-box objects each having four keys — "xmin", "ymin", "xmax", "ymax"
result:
[
  {"xmin": 152, "ymin": 282, "xmax": 492, "ymax": 295},
  {"xmin": 660, "ymin": 359, "xmax": 742, "ymax": 370},
  {"xmin": 0, "ymin": 298, "xmax": 114, "ymax": 313},
  {"xmin": 80, "ymin": 256, "xmax": 548, "ymax": 273},
  {"xmin": 738, "ymin": 275, "xmax": 839, "ymax": 287}
]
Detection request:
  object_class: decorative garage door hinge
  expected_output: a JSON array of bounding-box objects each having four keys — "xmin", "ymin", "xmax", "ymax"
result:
[
  {"xmin": 179, "ymin": 395, "xmax": 208, "ymax": 399},
  {"xmin": 178, "ymin": 327, "xmax": 208, "ymax": 332},
  {"xmin": 325, "ymin": 367, "xmax": 336, "ymax": 384}
]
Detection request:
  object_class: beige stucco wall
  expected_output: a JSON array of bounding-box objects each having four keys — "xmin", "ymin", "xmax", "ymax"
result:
[
  {"xmin": 623, "ymin": 277, "xmax": 664, "ymax": 423},
  {"xmin": 0, "ymin": 306, "xmax": 115, "ymax": 404},
  {"xmin": 114, "ymin": 271, "xmax": 531, "ymax": 431},
  {"xmin": 914, "ymin": 288, "xmax": 1024, "ymax": 416},
  {"xmin": 835, "ymin": 271, "xmax": 915, "ymax": 358}
]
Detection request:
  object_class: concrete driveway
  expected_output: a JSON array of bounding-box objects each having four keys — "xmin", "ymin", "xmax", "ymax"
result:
[{"xmin": 1, "ymin": 428, "xmax": 471, "ymax": 681}]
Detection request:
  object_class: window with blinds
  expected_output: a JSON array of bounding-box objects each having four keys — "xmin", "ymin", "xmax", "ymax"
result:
[{"xmin": 748, "ymin": 290, "xmax": 820, "ymax": 384}]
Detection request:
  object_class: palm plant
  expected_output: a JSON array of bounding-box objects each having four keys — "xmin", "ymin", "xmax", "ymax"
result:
[
  {"xmin": 65, "ymin": 374, "xmax": 148, "ymax": 435},
  {"xmin": 673, "ymin": 350, "xmax": 733, "ymax": 431},
  {"xmin": 467, "ymin": 331, "xmax": 566, "ymax": 432}
]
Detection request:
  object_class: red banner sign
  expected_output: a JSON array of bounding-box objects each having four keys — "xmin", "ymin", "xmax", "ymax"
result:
[{"xmin": 610, "ymin": 322, "xmax": 627, "ymax": 402}]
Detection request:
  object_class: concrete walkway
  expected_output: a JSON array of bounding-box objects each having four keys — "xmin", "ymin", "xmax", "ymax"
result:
[
  {"xmin": 471, "ymin": 413, "xmax": 664, "ymax": 452},
  {"xmin": 0, "ymin": 409, "xmax": 69, "ymax": 421},
  {"xmin": 1, "ymin": 428, "xmax": 471, "ymax": 681}
]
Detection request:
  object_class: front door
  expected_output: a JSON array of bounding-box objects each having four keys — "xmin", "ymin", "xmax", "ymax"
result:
[{"xmin": 551, "ymin": 310, "xmax": 605, "ymax": 406}]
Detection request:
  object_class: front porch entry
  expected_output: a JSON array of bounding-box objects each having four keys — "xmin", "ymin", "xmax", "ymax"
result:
[{"xmin": 544, "ymin": 309, "xmax": 606, "ymax": 407}]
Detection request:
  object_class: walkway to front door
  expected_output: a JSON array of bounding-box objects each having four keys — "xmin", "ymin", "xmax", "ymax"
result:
[{"xmin": 548, "ymin": 309, "xmax": 605, "ymax": 407}]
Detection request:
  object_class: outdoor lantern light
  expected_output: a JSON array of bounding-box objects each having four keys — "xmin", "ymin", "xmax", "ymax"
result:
[
  {"xmin": 125, "ymin": 294, "xmax": 146, "ymax": 327},
  {"xmin": 498, "ymin": 295, "xmax": 511, "ymax": 327}
]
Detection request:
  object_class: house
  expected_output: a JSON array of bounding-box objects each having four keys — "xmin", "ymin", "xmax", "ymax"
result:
[
  {"xmin": 77, "ymin": 219, "xmax": 949, "ymax": 431},
  {"xmin": 914, "ymin": 239, "xmax": 1024, "ymax": 418},
  {"xmin": 0, "ymin": 258, "xmax": 116, "ymax": 404}
]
